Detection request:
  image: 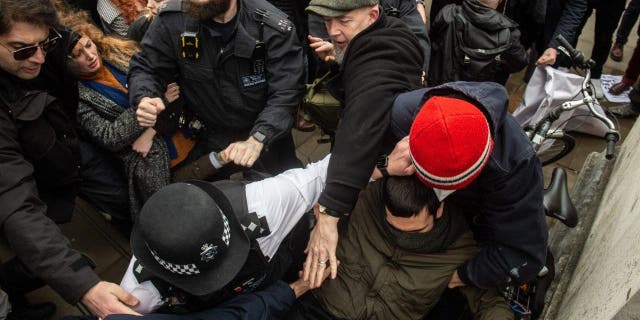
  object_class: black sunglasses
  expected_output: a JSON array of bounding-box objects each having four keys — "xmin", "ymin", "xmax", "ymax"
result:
[{"xmin": 0, "ymin": 29, "xmax": 62, "ymax": 61}]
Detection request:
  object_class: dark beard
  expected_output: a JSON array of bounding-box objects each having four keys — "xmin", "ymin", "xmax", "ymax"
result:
[{"xmin": 187, "ymin": 0, "xmax": 232, "ymax": 21}]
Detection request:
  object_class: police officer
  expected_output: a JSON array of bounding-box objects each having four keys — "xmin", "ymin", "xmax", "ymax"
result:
[
  {"xmin": 129, "ymin": 0, "xmax": 305, "ymax": 176},
  {"xmin": 120, "ymin": 156, "xmax": 331, "ymax": 314}
]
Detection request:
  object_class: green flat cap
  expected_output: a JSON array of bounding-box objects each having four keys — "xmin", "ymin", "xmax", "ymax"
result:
[{"xmin": 306, "ymin": 0, "xmax": 379, "ymax": 17}]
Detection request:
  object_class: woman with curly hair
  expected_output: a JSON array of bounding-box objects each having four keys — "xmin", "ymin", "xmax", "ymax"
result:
[{"xmin": 60, "ymin": 10, "xmax": 173, "ymax": 218}]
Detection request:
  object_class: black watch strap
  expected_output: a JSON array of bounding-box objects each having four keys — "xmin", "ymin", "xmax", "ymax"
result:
[
  {"xmin": 319, "ymin": 205, "xmax": 342, "ymax": 218},
  {"xmin": 376, "ymin": 155, "xmax": 389, "ymax": 178}
]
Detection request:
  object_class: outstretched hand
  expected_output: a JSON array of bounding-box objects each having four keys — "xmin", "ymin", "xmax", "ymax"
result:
[
  {"xmin": 290, "ymin": 262, "xmax": 339, "ymax": 298},
  {"xmin": 81, "ymin": 281, "xmax": 141, "ymax": 318},
  {"xmin": 536, "ymin": 48, "xmax": 558, "ymax": 66},
  {"xmin": 303, "ymin": 204, "xmax": 340, "ymax": 289}
]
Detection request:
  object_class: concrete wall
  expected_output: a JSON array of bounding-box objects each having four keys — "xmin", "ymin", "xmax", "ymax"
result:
[{"xmin": 553, "ymin": 121, "xmax": 640, "ymax": 320}]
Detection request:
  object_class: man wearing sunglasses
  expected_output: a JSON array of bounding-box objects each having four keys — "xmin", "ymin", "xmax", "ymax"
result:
[
  {"xmin": 0, "ymin": 27, "xmax": 60, "ymax": 77},
  {"xmin": 0, "ymin": 0, "xmax": 140, "ymax": 318}
]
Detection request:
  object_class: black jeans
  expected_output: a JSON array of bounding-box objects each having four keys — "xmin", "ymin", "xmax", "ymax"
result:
[
  {"xmin": 615, "ymin": 0, "xmax": 640, "ymax": 45},
  {"xmin": 573, "ymin": 0, "xmax": 627, "ymax": 79}
]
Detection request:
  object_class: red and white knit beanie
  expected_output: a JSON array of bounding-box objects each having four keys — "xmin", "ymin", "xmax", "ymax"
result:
[{"xmin": 409, "ymin": 96, "xmax": 494, "ymax": 191}]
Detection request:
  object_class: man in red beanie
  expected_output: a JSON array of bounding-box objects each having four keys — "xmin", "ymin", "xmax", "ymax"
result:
[{"xmin": 389, "ymin": 81, "xmax": 548, "ymax": 291}]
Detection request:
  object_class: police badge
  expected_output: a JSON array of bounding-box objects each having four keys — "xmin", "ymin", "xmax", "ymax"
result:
[{"xmin": 200, "ymin": 243, "xmax": 218, "ymax": 262}]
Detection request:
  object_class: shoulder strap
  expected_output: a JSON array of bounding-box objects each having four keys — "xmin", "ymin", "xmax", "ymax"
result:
[
  {"xmin": 254, "ymin": 7, "xmax": 293, "ymax": 34},
  {"xmin": 210, "ymin": 180, "xmax": 271, "ymax": 239}
]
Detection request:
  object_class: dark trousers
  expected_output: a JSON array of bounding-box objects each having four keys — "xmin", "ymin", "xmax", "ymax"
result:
[
  {"xmin": 286, "ymin": 292, "xmax": 333, "ymax": 320},
  {"xmin": 573, "ymin": 0, "xmax": 627, "ymax": 79},
  {"xmin": 78, "ymin": 140, "xmax": 130, "ymax": 221},
  {"xmin": 38, "ymin": 140, "xmax": 129, "ymax": 224},
  {"xmin": 615, "ymin": 0, "xmax": 640, "ymax": 45}
]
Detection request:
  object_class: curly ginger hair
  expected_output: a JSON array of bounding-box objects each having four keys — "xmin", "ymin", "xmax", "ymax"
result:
[{"xmin": 57, "ymin": 7, "xmax": 139, "ymax": 68}]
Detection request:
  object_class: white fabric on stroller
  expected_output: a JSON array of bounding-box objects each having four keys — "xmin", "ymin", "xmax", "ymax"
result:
[{"xmin": 513, "ymin": 65, "xmax": 608, "ymax": 138}]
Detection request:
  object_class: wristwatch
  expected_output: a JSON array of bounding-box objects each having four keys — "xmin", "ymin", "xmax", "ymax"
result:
[
  {"xmin": 252, "ymin": 131, "xmax": 266, "ymax": 143},
  {"xmin": 318, "ymin": 205, "xmax": 342, "ymax": 218},
  {"xmin": 376, "ymin": 154, "xmax": 389, "ymax": 178}
]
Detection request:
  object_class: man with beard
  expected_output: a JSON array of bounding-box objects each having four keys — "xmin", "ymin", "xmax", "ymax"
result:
[
  {"xmin": 306, "ymin": 0, "xmax": 431, "ymax": 72},
  {"xmin": 129, "ymin": 0, "xmax": 304, "ymax": 178},
  {"xmin": 302, "ymin": 0, "xmax": 424, "ymax": 288}
]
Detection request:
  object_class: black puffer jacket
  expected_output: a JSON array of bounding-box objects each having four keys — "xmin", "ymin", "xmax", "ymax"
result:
[{"xmin": 318, "ymin": 12, "xmax": 424, "ymax": 214}]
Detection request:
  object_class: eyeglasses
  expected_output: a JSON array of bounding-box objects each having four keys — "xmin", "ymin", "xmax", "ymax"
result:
[{"xmin": 0, "ymin": 29, "xmax": 62, "ymax": 61}]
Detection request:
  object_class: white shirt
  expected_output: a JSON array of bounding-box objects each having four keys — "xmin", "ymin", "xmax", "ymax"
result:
[{"xmin": 121, "ymin": 155, "xmax": 331, "ymax": 313}]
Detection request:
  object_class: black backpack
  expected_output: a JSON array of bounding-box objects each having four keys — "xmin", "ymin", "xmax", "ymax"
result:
[{"xmin": 429, "ymin": 5, "xmax": 512, "ymax": 85}]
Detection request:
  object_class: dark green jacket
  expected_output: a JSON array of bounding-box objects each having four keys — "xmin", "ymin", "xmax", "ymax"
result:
[{"xmin": 314, "ymin": 180, "xmax": 512, "ymax": 319}]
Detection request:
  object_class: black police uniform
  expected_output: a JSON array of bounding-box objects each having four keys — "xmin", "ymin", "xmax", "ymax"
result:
[{"xmin": 128, "ymin": 0, "xmax": 305, "ymax": 175}]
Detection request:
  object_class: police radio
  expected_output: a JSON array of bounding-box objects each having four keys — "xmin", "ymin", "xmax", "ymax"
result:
[
  {"xmin": 180, "ymin": 31, "xmax": 200, "ymax": 60},
  {"xmin": 252, "ymin": 41, "xmax": 265, "ymax": 75}
]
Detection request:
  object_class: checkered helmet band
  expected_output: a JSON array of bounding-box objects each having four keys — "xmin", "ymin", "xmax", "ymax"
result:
[
  {"xmin": 221, "ymin": 212, "xmax": 230, "ymax": 246},
  {"xmin": 149, "ymin": 248, "xmax": 201, "ymax": 275}
]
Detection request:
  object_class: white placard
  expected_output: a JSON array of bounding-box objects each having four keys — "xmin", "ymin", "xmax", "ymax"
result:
[{"xmin": 601, "ymin": 74, "xmax": 632, "ymax": 103}]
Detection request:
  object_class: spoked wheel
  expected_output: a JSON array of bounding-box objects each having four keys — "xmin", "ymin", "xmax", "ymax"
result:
[{"xmin": 536, "ymin": 133, "xmax": 576, "ymax": 166}]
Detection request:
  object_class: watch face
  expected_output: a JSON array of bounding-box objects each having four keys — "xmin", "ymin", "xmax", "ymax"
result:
[
  {"xmin": 253, "ymin": 132, "xmax": 266, "ymax": 143},
  {"xmin": 377, "ymin": 155, "xmax": 388, "ymax": 168}
]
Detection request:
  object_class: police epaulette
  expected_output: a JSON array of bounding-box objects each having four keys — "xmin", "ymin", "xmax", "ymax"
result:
[
  {"xmin": 158, "ymin": 0, "xmax": 184, "ymax": 15},
  {"xmin": 254, "ymin": 8, "xmax": 293, "ymax": 34}
]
